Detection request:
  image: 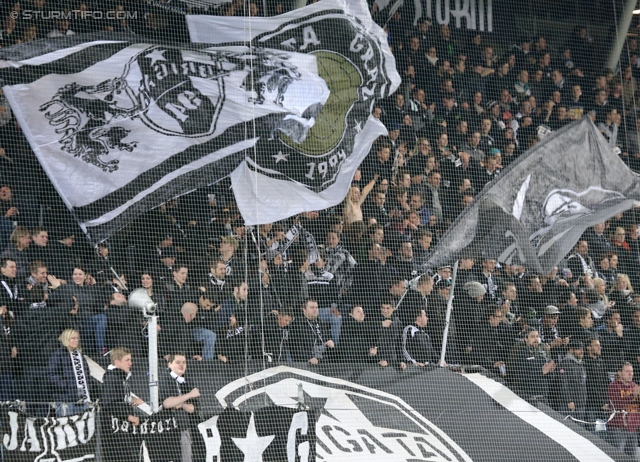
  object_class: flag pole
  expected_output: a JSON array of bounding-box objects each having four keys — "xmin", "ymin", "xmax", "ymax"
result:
[{"xmin": 439, "ymin": 259, "xmax": 459, "ymax": 367}]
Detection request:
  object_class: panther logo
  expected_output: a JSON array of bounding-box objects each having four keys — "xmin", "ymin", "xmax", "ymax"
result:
[{"xmin": 38, "ymin": 45, "xmax": 320, "ymax": 172}]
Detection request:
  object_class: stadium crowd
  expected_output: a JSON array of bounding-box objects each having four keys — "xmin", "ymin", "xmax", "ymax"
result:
[{"xmin": 2, "ymin": 0, "xmax": 640, "ymax": 458}]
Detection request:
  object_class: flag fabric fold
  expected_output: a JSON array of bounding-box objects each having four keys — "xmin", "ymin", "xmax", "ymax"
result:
[
  {"xmin": 425, "ymin": 117, "xmax": 640, "ymax": 274},
  {"xmin": 187, "ymin": 0, "xmax": 400, "ymax": 225},
  {"xmin": 0, "ymin": 0, "xmax": 399, "ymax": 242}
]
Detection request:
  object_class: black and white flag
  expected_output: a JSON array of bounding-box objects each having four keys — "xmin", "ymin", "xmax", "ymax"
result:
[
  {"xmin": 426, "ymin": 118, "xmax": 640, "ymax": 274},
  {"xmin": 198, "ymin": 406, "xmax": 319, "ymax": 461},
  {"xmin": 187, "ymin": 0, "xmax": 400, "ymax": 225},
  {"xmin": 193, "ymin": 364, "xmax": 623, "ymax": 462},
  {"xmin": 1, "ymin": 405, "xmax": 97, "ymax": 462},
  {"xmin": 0, "ymin": 0, "xmax": 399, "ymax": 242}
]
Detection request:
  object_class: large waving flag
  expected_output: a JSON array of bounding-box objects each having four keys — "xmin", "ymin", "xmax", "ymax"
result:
[
  {"xmin": 187, "ymin": 0, "xmax": 400, "ymax": 225},
  {"xmin": 425, "ymin": 117, "xmax": 640, "ymax": 274},
  {"xmin": 0, "ymin": 0, "xmax": 399, "ymax": 242}
]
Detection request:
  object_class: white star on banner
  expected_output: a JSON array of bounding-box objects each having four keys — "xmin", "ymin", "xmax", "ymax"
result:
[
  {"xmin": 354, "ymin": 120, "xmax": 363, "ymax": 133},
  {"xmin": 272, "ymin": 151, "xmax": 289, "ymax": 163},
  {"xmin": 231, "ymin": 413, "xmax": 275, "ymax": 461},
  {"xmin": 145, "ymin": 49, "xmax": 166, "ymax": 66}
]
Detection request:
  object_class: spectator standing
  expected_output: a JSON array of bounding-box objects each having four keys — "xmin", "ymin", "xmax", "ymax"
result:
[
  {"xmin": 258, "ymin": 307, "xmax": 294, "ymax": 363},
  {"xmin": 159, "ymin": 353, "xmax": 201, "ymax": 462},
  {"xmin": 101, "ymin": 348, "xmax": 144, "ymax": 462},
  {"xmin": 0, "ymin": 227, "xmax": 30, "ymax": 281},
  {"xmin": 584, "ymin": 337, "xmax": 612, "ymax": 432},
  {"xmin": 600, "ymin": 310, "xmax": 625, "ymax": 372},
  {"xmin": 508, "ymin": 328, "xmax": 556, "ymax": 403},
  {"xmin": 372, "ymin": 298, "xmax": 405, "ymax": 369},
  {"xmin": 290, "ymin": 299, "xmax": 335, "ymax": 364},
  {"xmin": 607, "ymin": 362, "xmax": 640, "ymax": 458},
  {"xmin": 0, "ymin": 259, "xmax": 21, "ymax": 315},
  {"xmin": 566, "ymin": 239, "xmax": 595, "ymax": 278},
  {"xmin": 401, "ymin": 305, "xmax": 438, "ymax": 367},
  {"xmin": 554, "ymin": 340, "xmax": 587, "ymax": 421},
  {"xmin": 48, "ymin": 329, "xmax": 94, "ymax": 417},
  {"xmin": 337, "ymin": 305, "xmax": 376, "ymax": 362},
  {"xmin": 472, "ymin": 305, "xmax": 513, "ymax": 375}
]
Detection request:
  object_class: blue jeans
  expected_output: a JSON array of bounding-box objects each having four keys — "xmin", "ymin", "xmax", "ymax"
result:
[
  {"xmin": 319, "ymin": 307, "xmax": 342, "ymax": 345},
  {"xmin": 608, "ymin": 428, "xmax": 638, "ymax": 457},
  {"xmin": 84, "ymin": 314, "xmax": 107, "ymax": 351},
  {"xmin": 192, "ymin": 327, "xmax": 217, "ymax": 360}
]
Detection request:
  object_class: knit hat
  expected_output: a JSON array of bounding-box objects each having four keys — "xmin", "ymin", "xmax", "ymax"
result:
[{"xmin": 465, "ymin": 281, "xmax": 486, "ymax": 298}]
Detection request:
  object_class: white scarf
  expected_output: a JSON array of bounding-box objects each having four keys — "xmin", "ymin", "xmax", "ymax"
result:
[
  {"xmin": 1, "ymin": 280, "xmax": 17, "ymax": 300},
  {"xmin": 426, "ymin": 55, "xmax": 438, "ymax": 66},
  {"xmin": 169, "ymin": 369, "xmax": 186, "ymax": 398},
  {"xmin": 107, "ymin": 363, "xmax": 132, "ymax": 404},
  {"xmin": 208, "ymin": 274, "xmax": 225, "ymax": 289},
  {"xmin": 70, "ymin": 349, "xmax": 91, "ymax": 403},
  {"xmin": 170, "ymin": 370, "xmax": 185, "ymax": 385}
]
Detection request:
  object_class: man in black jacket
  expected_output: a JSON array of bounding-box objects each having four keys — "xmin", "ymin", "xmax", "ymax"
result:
[
  {"xmin": 566, "ymin": 240, "xmax": 595, "ymax": 279},
  {"xmin": 600, "ymin": 310, "xmax": 625, "ymax": 372},
  {"xmin": 398, "ymin": 274, "xmax": 432, "ymax": 326},
  {"xmin": 0, "ymin": 259, "xmax": 22, "ymax": 314},
  {"xmin": 15, "ymin": 285, "xmax": 77, "ymax": 415},
  {"xmin": 401, "ymin": 305, "xmax": 438, "ymax": 367},
  {"xmin": 101, "ymin": 348, "xmax": 144, "ymax": 462},
  {"xmin": 159, "ymin": 302, "xmax": 202, "ymax": 361},
  {"xmin": 508, "ymin": 328, "xmax": 557, "ymax": 403},
  {"xmin": 159, "ymin": 353, "xmax": 201, "ymax": 462},
  {"xmin": 554, "ymin": 340, "xmax": 587, "ymax": 421},
  {"xmin": 337, "ymin": 305, "xmax": 376, "ymax": 363},
  {"xmin": 584, "ymin": 337, "xmax": 612, "ymax": 429},
  {"xmin": 349, "ymin": 242, "xmax": 392, "ymax": 313},
  {"xmin": 472, "ymin": 305, "xmax": 513, "ymax": 374},
  {"xmin": 289, "ymin": 299, "xmax": 334, "ymax": 364},
  {"xmin": 164, "ymin": 264, "xmax": 197, "ymax": 313},
  {"xmin": 198, "ymin": 260, "xmax": 232, "ymax": 307},
  {"xmin": 257, "ymin": 307, "xmax": 294, "ymax": 363},
  {"xmin": 372, "ymin": 298, "xmax": 405, "ymax": 369}
]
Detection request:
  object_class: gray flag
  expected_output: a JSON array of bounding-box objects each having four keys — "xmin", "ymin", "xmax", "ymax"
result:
[{"xmin": 426, "ymin": 117, "xmax": 640, "ymax": 274}]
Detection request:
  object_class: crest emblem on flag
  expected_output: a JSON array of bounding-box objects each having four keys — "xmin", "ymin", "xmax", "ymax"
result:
[
  {"xmin": 0, "ymin": 0, "xmax": 401, "ymax": 239},
  {"xmin": 38, "ymin": 45, "xmax": 313, "ymax": 173},
  {"xmin": 198, "ymin": 366, "xmax": 472, "ymax": 461}
]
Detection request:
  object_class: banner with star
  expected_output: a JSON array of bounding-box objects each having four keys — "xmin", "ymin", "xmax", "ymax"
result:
[
  {"xmin": 0, "ymin": 0, "xmax": 399, "ymax": 242},
  {"xmin": 1, "ymin": 364, "xmax": 627, "ymax": 461},
  {"xmin": 201, "ymin": 406, "xmax": 320, "ymax": 461}
]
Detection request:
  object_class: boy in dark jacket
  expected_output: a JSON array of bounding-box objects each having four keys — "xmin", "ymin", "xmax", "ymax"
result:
[
  {"xmin": 553, "ymin": 340, "xmax": 587, "ymax": 420},
  {"xmin": 337, "ymin": 305, "xmax": 376, "ymax": 362},
  {"xmin": 101, "ymin": 347, "xmax": 144, "ymax": 462},
  {"xmin": 372, "ymin": 298, "xmax": 405, "ymax": 369},
  {"xmin": 401, "ymin": 306, "xmax": 438, "ymax": 367},
  {"xmin": 217, "ymin": 311, "xmax": 251, "ymax": 363},
  {"xmin": 257, "ymin": 307, "xmax": 294, "ymax": 363}
]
